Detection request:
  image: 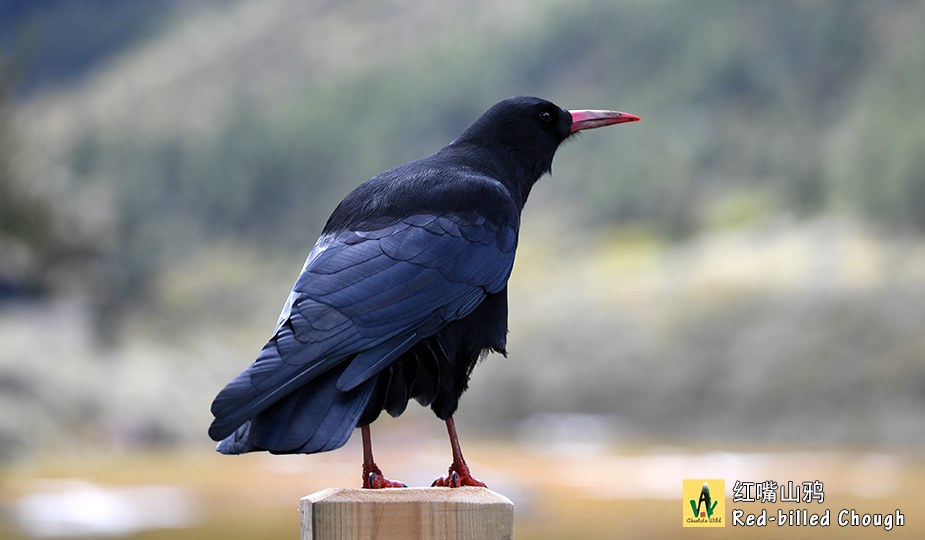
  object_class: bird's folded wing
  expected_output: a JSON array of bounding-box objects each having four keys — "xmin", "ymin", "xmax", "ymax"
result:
[{"xmin": 208, "ymin": 213, "xmax": 516, "ymax": 440}]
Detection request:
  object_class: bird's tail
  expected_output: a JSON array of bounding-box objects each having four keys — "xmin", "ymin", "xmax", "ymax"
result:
[
  {"xmin": 215, "ymin": 362, "xmax": 375, "ymax": 454},
  {"xmin": 209, "ymin": 318, "xmax": 376, "ymax": 454}
]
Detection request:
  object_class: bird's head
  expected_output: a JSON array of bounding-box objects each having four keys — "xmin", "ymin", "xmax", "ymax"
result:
[{"xmin": 452, "ymin": 96, "xmax": 639, "ymax": 205}]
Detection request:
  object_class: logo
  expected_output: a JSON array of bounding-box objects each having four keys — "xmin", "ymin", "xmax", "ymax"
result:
[{"xmin": 683, "ymin": 479, "xmax": 725, "ymax": 527}]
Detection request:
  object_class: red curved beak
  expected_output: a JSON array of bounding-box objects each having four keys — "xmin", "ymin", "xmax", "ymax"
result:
[{"xmin": 568, "ymin": 109, "xmax": 641, "ymax": 133}]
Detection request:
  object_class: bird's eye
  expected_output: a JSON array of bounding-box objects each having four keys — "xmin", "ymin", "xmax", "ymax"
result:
[{"xmin": 538, "ymin": 111, "xmax": 552, "ymax": 123}]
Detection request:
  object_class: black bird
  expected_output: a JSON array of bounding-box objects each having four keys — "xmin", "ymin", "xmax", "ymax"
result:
[{"xmin": 209, "ymin": 96, "xmax": 639, "ymax": 488}]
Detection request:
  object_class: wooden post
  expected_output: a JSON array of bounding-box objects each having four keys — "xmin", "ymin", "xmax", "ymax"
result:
[{"xmin": 301, "ymin": 487, "xmax": 513, "ymax": 540}]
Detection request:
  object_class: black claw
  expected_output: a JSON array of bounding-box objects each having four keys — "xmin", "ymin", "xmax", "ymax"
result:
[
  {"xmin": 367, "ymin": 472, "xmax": 375, "ymax": 489},
  {"xmin": 450, "ymin": 470, "xmax": 458, "ymax": 488}
]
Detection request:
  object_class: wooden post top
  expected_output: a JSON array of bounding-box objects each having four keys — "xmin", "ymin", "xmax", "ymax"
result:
[
  {"xmin": 305, "ymin": 486, "xmax": 513, "ymax": 505},
  {"xmin": 301, "ymin": 487, "xmax": 514, "ymax": 540}
]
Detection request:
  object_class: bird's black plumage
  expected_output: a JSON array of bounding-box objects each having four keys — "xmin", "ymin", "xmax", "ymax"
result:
[{"xmin": 209, "ymin": 96, "xmax": 626, "ymax": 455}]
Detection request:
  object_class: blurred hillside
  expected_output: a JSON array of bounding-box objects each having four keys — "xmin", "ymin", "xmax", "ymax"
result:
[{"xmin": 1, "ymin": 0, "xmax": 925, "ymax": 461}]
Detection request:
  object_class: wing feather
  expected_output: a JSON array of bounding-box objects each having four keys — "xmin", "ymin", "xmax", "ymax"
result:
[{"xmin": 209, "ymin": 212, "xmax": 516, "ymax": 447}]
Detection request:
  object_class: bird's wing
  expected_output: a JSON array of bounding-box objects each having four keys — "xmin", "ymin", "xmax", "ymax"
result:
[{"xmin": 208, "ymin": 213, "xmax": 516, "ymax": 441}]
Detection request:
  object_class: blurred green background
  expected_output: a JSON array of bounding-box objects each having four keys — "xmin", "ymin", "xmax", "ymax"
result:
[{"xmin": 1, "ymin": 0, "xmax": 924, "ymax": 538}]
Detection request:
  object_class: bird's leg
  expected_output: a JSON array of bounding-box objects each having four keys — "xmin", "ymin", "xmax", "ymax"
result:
[
  {"xmin": 361, "ymin": 425, "xmax": 406, "ymax": 489},
  {"xmin": 431, "ymin": 417, "xmax": 486, "ymax": 488}
]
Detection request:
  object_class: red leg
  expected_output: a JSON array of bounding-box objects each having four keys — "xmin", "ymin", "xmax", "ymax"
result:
[
  {"xmin": 361, "ymin": 425, "xmax": 406, "ymax": 489},
  {"xmin": 432, "ymin": 417, "xmax": 486, "ymax": 488}
]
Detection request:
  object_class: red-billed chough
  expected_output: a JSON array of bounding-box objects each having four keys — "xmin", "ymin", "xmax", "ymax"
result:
[{"xmin": 209, "ymin": 96, "xmax": 639, "ymax": 488}]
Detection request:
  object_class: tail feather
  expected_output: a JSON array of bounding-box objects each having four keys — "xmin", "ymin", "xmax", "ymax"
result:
[
  {"xmin": 216, "ymin": 364, "xmax": 375, "ymax": 454},
  {"xmin": 208, "ymin": 321, "xmax": 345, "ymax": 442}
]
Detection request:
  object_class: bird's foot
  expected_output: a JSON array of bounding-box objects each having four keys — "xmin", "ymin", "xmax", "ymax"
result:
[
  {"xmin": 362, "ymin": 463, "xmax": 406, "ymax": 489},
  {"xmin": 431, "ymin": 463, "xmax": 486, "ymax": 488}
]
